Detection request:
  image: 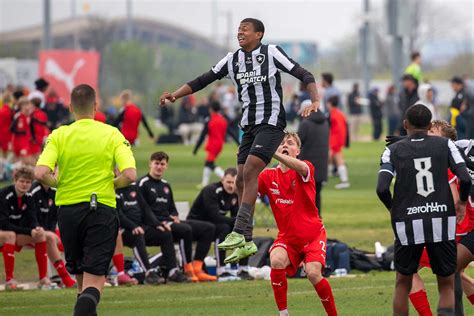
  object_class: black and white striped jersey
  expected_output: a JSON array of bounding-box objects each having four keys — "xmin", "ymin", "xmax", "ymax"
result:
[
  {"xmin": 211, "ymin": 44, "xmax": 300, "ymax": 130},
  {"xmin": 379, "ymin": 134, "xmax": 467, "ymax": 245}
]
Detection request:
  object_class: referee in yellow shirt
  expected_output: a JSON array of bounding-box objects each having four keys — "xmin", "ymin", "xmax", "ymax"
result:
[{"xmin": 35, "ymin": 84, "xmax": 136, "ymax": 316}]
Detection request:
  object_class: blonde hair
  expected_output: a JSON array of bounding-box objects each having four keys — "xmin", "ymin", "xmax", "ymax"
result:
[
  {"xmin": 284, "ymin": 132, "xmax": 301, "ymax": 149},
  {"xmin": 431, "ymin": 120, "xmax": 457, "ymax": 141}
]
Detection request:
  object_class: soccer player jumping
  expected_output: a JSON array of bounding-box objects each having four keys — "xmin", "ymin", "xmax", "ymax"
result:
[{"xmin": 160, "ymin": 18, "xmax": 319, "ymax": 260}]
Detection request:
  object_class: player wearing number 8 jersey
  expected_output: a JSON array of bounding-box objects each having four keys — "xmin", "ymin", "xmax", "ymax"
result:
[
  {"xmin": 255, "ymin": 132, "xmax": 337, "ymax": 316},
  {"xmin": 377, "ymin": 103, "xmax": 471, "ymax": 316}
]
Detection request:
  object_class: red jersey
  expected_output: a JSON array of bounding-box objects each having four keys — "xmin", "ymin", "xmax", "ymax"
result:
[
  {"xmin": 205, "ymin": 112, "xmax": 227, "ymax": 155},
  {"xmin": 94, "ymin": 111, "xmax": 107, "ymax": 123},
  {"xmin": 258, "ymin": 160, "xmax": 323, "ymax": 245},
  {"xmin": 120, "ymin": 103, "xmax": 142, "ymax": 144},
  {"xmin": 329, "ymin": 108, "xmax": 347, "ymax": 150},
  {"xmin": 29, "ymin": 108, "xmax": 50, "ymax": 154},
  {"xmin": 0, "ymin": 103, "xmax": 13, "ymax": 148},
  {"xmin": 11, "ymin": 112, "xmax": 31, "ymax": 156},
  {"xmin": 448, "ymin": 170, "xmax": 471, "ymax": 235}
]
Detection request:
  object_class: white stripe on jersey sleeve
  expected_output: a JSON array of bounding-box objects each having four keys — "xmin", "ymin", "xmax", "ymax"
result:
[
  {"xmin": 448, "ymin": 139, "xmax": 464, "ymax": 164},
  {"xmin": 268, "ymin": 45, "xmax": 295, "ymax": 72},
  {"xmin": 381, "ymin": 147, "xmax": 392, "ymax": 164},
  {"xmin": 211, "ymin": 52, "xmax": 233, "ymax": 77}
]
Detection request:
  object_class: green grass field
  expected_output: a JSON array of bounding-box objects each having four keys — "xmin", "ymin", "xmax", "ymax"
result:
[{"xmin": 0, "ymin": 126, "xmax": 473, "ymax": 315}]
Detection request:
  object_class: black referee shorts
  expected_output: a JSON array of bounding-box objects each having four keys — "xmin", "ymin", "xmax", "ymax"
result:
[
  {"xmin": 237, "ymin": 124, "xmax": 285, "ymax": 165},
  {"xmin": 460, "ymin": 230, "xmax": 474, "ymax": 255},
  {"xmin": 58, "ymin": 203, "xmax": 119, "ymax": 276},
  {"xmin": 394, "ymin": 240, "xmax": 456, "ymax": 277}
]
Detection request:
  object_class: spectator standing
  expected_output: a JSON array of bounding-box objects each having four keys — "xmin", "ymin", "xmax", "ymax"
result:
[
  {"xmin": 321, "ymin": 72, "xmax": 341, "ymax": 113},
  {"xmin": 298, "ymin": 100, "xmax": 329, "ymax": 213},
  {"xmin": 0, "ymin": 92, "xmax": 13, "ymax": 162},
  {"xmin": 28, "ymin": 78, "xmax": 49, "ymax": 108},
  {"xmin": 417, "ymin": 83, "xmax": 437, "ymax": 120},
  {"xmin": 10, "ymin": 97, "xmax": 33, "ymax": 163},
  {"xmin": 449, "ymin": 76, "xmax": 469, "ymax": 139},
  {"xmin": 347, "ymin": 83, "xmax": 363, "ymax": 141},
  {"xmin": 398, "ymin": 74, "xmax": 419, "ymax": 135},
  {"xmin": 177, "ymin": 96, "xmax": 202, "ymax": 145},
  {"xmin": 404, "ymin": 51, "xmax": 423, "ymax": 83},
  {"xmin": 385, "ymin": 85, "xmax": 400, "ymax": 136},
  {"xmin": 29, "ymin": 98, "xmax": 50, "ymax": 159},
  {"xmin": 368, "ymin": 87, "xmax": 383, "ymax": 141}
]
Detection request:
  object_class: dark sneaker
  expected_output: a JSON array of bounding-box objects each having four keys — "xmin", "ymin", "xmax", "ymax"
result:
[
  {"xmin": 237, "ymin": 270, "xmax": 254, "ymax": 281},
  {"xmin": 168, "ymin": 270, "xmax": 190, "ymax": 283},
  {"xmin": 145, "ymin": 270, "xmax": 165, "ymax": 285},
  {"xmin": 218, "ymin": 272, "xmax": 240, "ymax": 282}
]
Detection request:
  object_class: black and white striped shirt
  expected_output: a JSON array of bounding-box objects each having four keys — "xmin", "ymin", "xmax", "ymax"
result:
[
  {"xmin": 378, "ymin": 134, "xmax": 470, "ymax": 245},
  {"xmin": 188, "ymin": 44, "xmax": 315, "ymax": 130}
]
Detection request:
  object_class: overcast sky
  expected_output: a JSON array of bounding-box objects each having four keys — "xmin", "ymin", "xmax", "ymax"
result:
[{"xmin": 0, "ymin": 0, "xmax": 473, "ymax": 49}]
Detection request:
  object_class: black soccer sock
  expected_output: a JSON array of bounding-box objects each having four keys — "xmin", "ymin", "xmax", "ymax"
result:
[
  {"xmin": 437, "ymin": 307, "xmax": 454, "ymax": 316},
  {"xmin": 243, "ymin": 212, "xmax": 254, "ymax": 242},
  {"xmin": 74, "ymin": 287, "xmax": 101, "ymax": 316},
  {"xmin": 233, "ymin": 203, "xmax": 252, "ymax": 235},
  {"xmin": 454, "ymin": 272, "xmax": 464, "ymax": 316}
]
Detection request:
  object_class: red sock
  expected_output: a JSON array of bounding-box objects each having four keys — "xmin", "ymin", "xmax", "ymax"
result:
[
  {"xmin": 409, "ymin": 290, "xmax": 432, "ymax": 316},
  {"xmin": 53, "ymin": 260, "xmax": 76, "ymax": 288},
  {"xmin": 314, "ymin": 278, "xmax": 338, "ymax": 316},
  {"xmin": 468, "ymin": 294, "xmax": 474, "ymax": 305},
  {"xmin": 35, "ymin": 241, "xmax": 48, "ymax": 280},
  {"xmin": 270, "ymin": 268, "xmax": 288, "ymax": 311},
  {"xmin": 112, "ymin": 253, "xmax": 125, "ymax": 274},
  {"xmin": 2, "ymin": 243, "xmax": 15, "ymax": 281}
]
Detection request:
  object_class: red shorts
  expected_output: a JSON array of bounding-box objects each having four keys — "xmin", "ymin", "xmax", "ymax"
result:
[
  {"xmin": 330, "ymin": 145, "xmax": 343, "ymax": 155},
  {"xmin": 0, "ymin": 139, "xmax": 9, "ymax": 153},
  {"xmin": 13, "ymin": 146, "xmax": 29, "ymax": 157},
  {"xmin": 206, "ymin": 149, "xmax": 222, "ymax": 162},
  {"xmin": 269, "ymin": 228, "xmax": 327, "ymax": 276},
  {"xmin": 29, "ymin": 143, "xmax": 42, "ymax": 155}
]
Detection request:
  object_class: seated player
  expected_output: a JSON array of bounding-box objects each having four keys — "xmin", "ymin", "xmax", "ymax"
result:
[
  {"xmin": 253, "ymin": 133, "xmax": 337, "ymax": 315},
  {"xmin": 30, "ymin": 181, "xmax": 76, "ymax": 288},
  {"xmin": 138, "ymin": 151, "xmax": 217, "ymax": 282},
  {"xmin": 0, "ymin": 166, "xmax": 51, "ymax": 289},
  {"xmin": 0, "ymin": 230, "xmax": 16, "ymax": 289},
  {"xmin": 187, "ymin": 167, "xmax": 253, "ymax": 280},
  {"xmin": 116, "ymin": 183, "xmax": 188, "ymax": 283}
]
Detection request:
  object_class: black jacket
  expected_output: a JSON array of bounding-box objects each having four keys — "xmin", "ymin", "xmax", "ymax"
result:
[
  {"xmin": 138, "ymin": 175, "xmax": 178, "ymax": 221},
  {"xmin": 30, "ymin": 182, "xmax": 57, "ymax": 232},
  {"xmin": 0, "ymin": 185, "xmax": 38, "ymax": 235},
  {"xmin": 398, "ymin": 88, "xmax": 419, "ymax": 118},
  {"xmin": 187, "ymin": 182, "xmax": 238, "ymax": 226},
  {"xmin": 116, "ymin": 184, "xmax": 161, "ymax": 230},
  {"xmin": 298, "ymin": 111, "xmax": 329, "ymax": 183}
]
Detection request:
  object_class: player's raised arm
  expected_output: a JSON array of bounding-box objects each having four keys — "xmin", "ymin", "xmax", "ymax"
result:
[{"xmin": 273, "ymin": 151, "xmax": 309, "ymax": 178}]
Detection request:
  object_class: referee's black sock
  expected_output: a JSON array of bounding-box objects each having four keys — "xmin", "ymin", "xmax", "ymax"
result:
[{"xmin": 74, "ymin": 287, "xmax": 100, "ymax": 316}]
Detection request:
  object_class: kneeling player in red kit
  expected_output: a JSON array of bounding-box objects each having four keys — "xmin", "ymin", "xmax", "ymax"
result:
[{"xmin": 258, "ymin": 133, "xmax": 337, "ymax": 316}]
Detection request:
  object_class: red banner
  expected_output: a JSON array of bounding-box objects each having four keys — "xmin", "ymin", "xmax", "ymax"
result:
[{"xmin": 39, "ymin": 50, "xmax": 100, "ymax": 105}]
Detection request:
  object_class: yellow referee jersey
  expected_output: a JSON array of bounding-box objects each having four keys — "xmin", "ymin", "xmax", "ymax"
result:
[{"xmin": 37, "ymin": 119, "xmax": 136, "ymax": 208}]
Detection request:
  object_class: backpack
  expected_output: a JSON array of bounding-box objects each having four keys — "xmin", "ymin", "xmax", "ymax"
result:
[
  {"xmin": 349, "ymin": 248, "xmax": 383, "ymax": 272},
  {"xmin": 325, "ymin": 239, "xmax": 351, "ymax": 273}
]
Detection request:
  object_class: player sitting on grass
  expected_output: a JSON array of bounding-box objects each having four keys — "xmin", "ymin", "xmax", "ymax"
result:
[{"xmin": 254, "ymin": 132, "xmax": 337, "ymax": 316}]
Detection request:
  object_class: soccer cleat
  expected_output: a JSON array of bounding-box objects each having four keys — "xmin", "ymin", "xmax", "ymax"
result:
[
  {"xmin": 237, "ymin": 270, "xmax": 254, "ymax": 281},
  {"xmin": 335, "ymin": 182, "xmax": 350, "ymax": 189},
  {"xmin": 218, "ymin": 272, "xmax": 241, "ymax": 282},
  {"xmin": 117, "ymin": 273, "xmax": 139, "ymax": 286},
  {"xmin": 184, "ymin": 263, "xmax": 199, "ymax": 282},
  {"xmin": 145, "ymin": 270, "xmax": 165, "ymax": 285},
  {"xmin": 5, "ymin": 279, "xmax": 18, "ymax": 290},
  {"xmin": 167, "ymin": 270, "xmax": 190, "ymax": 283},
  {"xmin": 224, "ymin": 241, "xmax": 258, "ymax": 264},
  {"xmin": 217, "ymin": 232, "xmax": 246, "ymax": 250},
  {"xmin": 192, "ymin": 260, "xmax": 217, "ymax": 282}
]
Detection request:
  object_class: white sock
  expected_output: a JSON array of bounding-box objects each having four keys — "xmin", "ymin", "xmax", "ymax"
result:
[
  {"xmin": 328, "ymin": 164, "xmax": 334, "ymax": 176},
  {"xmin": 169, "ymin": 267, "xmax": 178, "ymax": 277},
  {"xmin": 279, "ymin": 309, "xmax": 289, "ymax": 316},
  {"xmin": 217, "ymin": 267, "xmax": 226, "ymax": 275},
  {"xmin": 214, "ymin": 166, "xmax": 224, "ymax": 178},
  {"xmin": 202, "ymin": 167, "xmax": 212, "ymax": 186},
  {"xmin": 338, "ymin": 165, "xmax": 349, "ymax": 183},
  {"xmin": 239, "ymin": 265, "xmax": 249, "ymax": 273}
]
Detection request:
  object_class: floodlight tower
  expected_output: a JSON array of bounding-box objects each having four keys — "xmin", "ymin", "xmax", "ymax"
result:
[{"xmin": 43, "ymin": 0, "xmax": 52, "ymax": 49}]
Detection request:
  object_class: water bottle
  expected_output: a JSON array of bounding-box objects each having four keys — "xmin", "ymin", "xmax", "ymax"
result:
[{"xmin": 109, "ymin": 267, "xmax": 118, "ymax": 287}]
